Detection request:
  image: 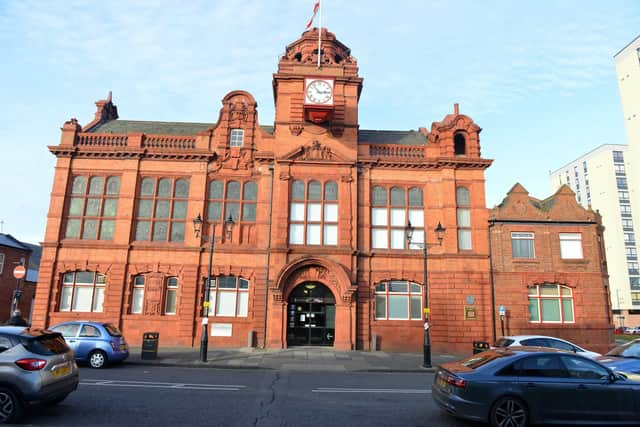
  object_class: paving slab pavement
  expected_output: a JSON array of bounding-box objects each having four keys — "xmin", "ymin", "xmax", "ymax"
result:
[{"xmin": 124, "ymin": 346, "xmax": 468, "ymax": 372}]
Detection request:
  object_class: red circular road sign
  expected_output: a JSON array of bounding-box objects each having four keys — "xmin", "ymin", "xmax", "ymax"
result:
[{"xmin": 13, "ymin": 265, "xmax": 26, "ymax": 279}]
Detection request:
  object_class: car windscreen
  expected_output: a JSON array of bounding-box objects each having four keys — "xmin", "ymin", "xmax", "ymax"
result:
[
  {"xmin": 103, "ymin": 323, "xmax": 122, "ymax": 337},
  {"xmin": 494, "ymin": 338, "xmax": 515, "ymax": 347},
  {"xmin": 22, "ymin": 333, "xmax": 70, "ymax": 355},
  {"xmin": 606, "ymin": 341, "xmax": 640, "ymax": 358}
]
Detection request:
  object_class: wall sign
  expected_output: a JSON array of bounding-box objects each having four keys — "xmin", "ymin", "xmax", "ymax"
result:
[{"xmin": 211, "ymin": 323, "xmax": 233, "ymax": 337}]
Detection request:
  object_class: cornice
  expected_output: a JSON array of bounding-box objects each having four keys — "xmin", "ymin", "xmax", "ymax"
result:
[
  {"xmin": 357, "ymin": 158, "xmax": 493, "ymax": 170},
  {"xmin": 48, "ymin": 146, "xmax": 214, "ymax": 161}
]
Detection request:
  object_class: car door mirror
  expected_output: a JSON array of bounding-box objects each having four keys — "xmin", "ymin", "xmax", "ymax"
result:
[{"xmin": 609, "ymin": 372, "xmax": 618, "ymax": 382}]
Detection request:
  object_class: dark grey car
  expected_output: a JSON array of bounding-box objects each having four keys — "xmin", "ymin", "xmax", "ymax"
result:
[
  {"xmin": 0, "ymin": 326, "xmax": 79, "ymax": 423},
  {"xmin": 432, "ymin": 347, "xmax": 640, "ymax": 427}
]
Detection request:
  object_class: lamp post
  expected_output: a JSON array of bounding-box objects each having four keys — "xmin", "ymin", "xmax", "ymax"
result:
[
  {"xmin": 405, "ymin": 220, "xmax": 445, "ymax": 368},
  {"xmin": 193, "ymin": 213, "xmax": 235, "ymax": 362}
]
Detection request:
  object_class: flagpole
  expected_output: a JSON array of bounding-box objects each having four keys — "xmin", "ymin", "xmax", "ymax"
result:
[{"xmin": 317, "ymin": 0, "xmax": 322, "ymax": 68}]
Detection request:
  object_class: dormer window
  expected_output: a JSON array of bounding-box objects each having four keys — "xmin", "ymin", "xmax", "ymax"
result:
[
  {"xmin": 454, "ymin": 133, "xmax": 466, "ymax": 156},
  {"xmin": 230, "ymin": 129, "xmax": 244, "ymax": 147}
]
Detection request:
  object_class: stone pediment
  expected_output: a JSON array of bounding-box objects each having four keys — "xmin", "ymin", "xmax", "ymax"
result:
[{"xmin": 282, "ymin": 141, "xmax": 348, "ymax": 162}]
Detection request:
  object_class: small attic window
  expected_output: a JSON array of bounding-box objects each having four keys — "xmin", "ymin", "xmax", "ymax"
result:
[
  {"xmin": 454, "ymin": 133, "xmax": 466, "ymax": 156},
  {"xmin": 230, "ymin": 129, "xmax": 244, "ymax": 147},
  {"xmin": 294, "ymin": 52, "xmax": 302, "ymax": 62},
  {"xmin": 334, "ymin": 54, "xmax": 343, "ymax": 64}
]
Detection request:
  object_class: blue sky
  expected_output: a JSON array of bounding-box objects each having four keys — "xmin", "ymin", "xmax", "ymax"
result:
[{"xmin": 0, "ymin": 1, "xmax": 637, "ymax": 244}]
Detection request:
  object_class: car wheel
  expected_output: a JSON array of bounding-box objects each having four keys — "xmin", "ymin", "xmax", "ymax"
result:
[
  {"xmin": 490, "ymin": 396, "xmax": 528, "ymax": 427},
  {"xmin": 0, "ymin": 387, "xmax": 22, "ymax": 424},
  {"xmin": 89, "ymin": 350, "xmax": 108, "ymax": 369}
]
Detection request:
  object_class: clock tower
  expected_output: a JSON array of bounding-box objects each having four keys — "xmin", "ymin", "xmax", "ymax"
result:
[{"xmin": 272, "ymin": 28, "xmax": 362, "ymax": 157}]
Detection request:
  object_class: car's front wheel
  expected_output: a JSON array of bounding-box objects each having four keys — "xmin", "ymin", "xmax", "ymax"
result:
[
  {"xmin": 0, "ymin": 387, "xmax": 23, "ymax": 424},
  {"xmin": 88, "ymin": 350, "xmax": 108, "ymax": 369},
  {"xmin": 490, "ymin": 396, "xmax": 528, "ymax": 427}
]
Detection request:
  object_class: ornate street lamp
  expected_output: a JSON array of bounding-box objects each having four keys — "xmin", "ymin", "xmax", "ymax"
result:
[
  {"xmin": 405, "ymin": 220, "xmax": 445, "ymax": 368},
  {"xmin": 194, "ymin": 213, "xmax": 235, "ymax": 362}
]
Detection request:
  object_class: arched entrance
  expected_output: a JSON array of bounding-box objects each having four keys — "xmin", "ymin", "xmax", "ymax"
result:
[{"xmin": 286, "ymin": 282, "xmax": 336, "ymax": 346}]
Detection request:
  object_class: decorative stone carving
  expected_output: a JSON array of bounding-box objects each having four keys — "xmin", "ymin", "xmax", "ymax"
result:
[
  {"xmin": 301, "ymin": 141, "xmax": 333, "ymax": 161},
  {"xmin": 330, "ymin": 126, "xmax": 344, "ymax": 138},
  {"xmin": 229, "ymin": 99, "xmax": 248, "ymax": 122},
  {"xmin": 289, "ymin": 123, "xmax": 304, "ymax": 136},
  {"xmin": 340, "ymin": 174, "xmax": 353, "ymax": 183},
  {"xmin": 143, "ymin": 274, "xmax": 164, "ymax": 316}
]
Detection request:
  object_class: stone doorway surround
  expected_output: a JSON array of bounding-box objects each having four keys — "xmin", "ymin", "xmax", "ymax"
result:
[{"xmin": 268, "ymin": 257, "xmax": 357, "ymax": 350}]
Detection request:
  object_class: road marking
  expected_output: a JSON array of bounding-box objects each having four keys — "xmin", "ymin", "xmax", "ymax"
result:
[
  {"xmin": 312, "ymin": 387, "xmax": 431, "ymax": 394},
  {"xmin": 80, "ymin": 379, "xmax": 245, "ymax": 391}
]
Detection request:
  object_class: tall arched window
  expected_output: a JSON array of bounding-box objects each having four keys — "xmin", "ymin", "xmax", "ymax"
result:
[
  {"xmin": 289, "ymin": 180, "xmax": 338, "ymax": 245},
  {"xmin": 371, "ymin": 185, "xmax": 424, "ymax": 249},
  {"xmin": 131, "ymin": 275, "xmax": 145, "ymax": 314},
  {"xmin": 165, "ymin": 277, "xmax": 178, "ymax": 314},
  {"xmin": 135, "ymin": 177, "xmax": 190, "ymax": 242},
  {"xmin": 65, "ymin": 175, "xmax": 120, "ymax": 240},
  {"xmin": 454, "ymin": 133, "xmax": 466, "ymax": 156},
  {"xmin": 528, "ymin": 284, "xmax": 574, "ymax": 323},
  {"xmin": 207, "ymin": 180, "xmax": 257, "ymax": 223},
  {"xmin": 456, "ymin": 187, "xmax": 472, "ymax": 250}
]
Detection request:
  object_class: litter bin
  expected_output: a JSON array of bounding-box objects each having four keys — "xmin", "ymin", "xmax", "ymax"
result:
[
  {"xmin": 141, "ymin": 332, "xmax": 159, "ymax": 360},
  {"xmin": 472, "ymin": 340, "xmax": 490, "ymax": 354}
]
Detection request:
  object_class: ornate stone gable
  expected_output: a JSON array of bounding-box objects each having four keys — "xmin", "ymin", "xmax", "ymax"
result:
[{"xmin": 489, "ymin": 183, "xmax": 598, "ymax": 222}]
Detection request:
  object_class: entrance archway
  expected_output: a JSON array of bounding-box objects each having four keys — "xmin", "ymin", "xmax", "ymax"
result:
[{"xmin": 286, "ymin": 282, "xmax": 336, "ymax": 346}]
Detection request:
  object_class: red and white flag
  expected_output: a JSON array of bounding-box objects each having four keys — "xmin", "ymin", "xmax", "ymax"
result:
[{"xmin": 305, "ymin": 1, "xmax": 320, "ymax": 29}]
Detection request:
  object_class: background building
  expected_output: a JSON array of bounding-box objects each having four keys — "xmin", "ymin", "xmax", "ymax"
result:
[
  {"xmin": 489, "ymin": 184, "xmax": 612, "ymax": 353},
  {"xmin": 0, "ymin": 233, "xmax": 39, "ymax": 322},
  {"xmin": 33, "ymin": 28, "xmax": 612, "ymax": 353},
  {"xmin": 550, "ymin": 145, "xmax": 640, "ymax": 326}
]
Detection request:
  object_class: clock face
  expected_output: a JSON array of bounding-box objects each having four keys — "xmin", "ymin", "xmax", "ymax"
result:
[{"xmin": 305, "ymin": 80, "xmax": 333, "ymax": 104}]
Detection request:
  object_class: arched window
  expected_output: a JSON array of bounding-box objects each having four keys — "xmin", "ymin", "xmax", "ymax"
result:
[
  {"xmin": 206, "ymin": 275, "xmax": 250, "ymax": 317},
  {"xmin": 456, "ymin": 187, "xmax": 472, "ymax": 250},
  {"xmin": 289, "ymin": 180, "xmax": 338, "ymax": 246},
  {"xmin": 207, "ymin": 180, "xmax": 257, "ymax": 223},
  {"xmin": 131, "ymin": 275, "xmax": 145, "ymax": 314},
  {"xmin": 59, "ymin": 271, "xmax": 106, "ymax": 313},
  {"xmin": 135, "ymin": 177, "xmax": 190, "ymax": 242},
  {"xmin": 528, "ymin": 284, "xmax": 574, "ymax": 323},
  {"xmin": 371, "ymin": 186, "xmax": 424, "ymax": 249},
  {"xmin": 165, "ymin": 277, "xmax": 178, "ymax": 315},
  {"xmin": 454, "ymin": 133, "xmax": 466, "ymax": 156},
  {"xmin": 65, "ymin": 175, "xmax": 120, "ymax": 240},
  {"xmin": 374, "ymin": 280, "xmax": 422, "ymax": 320}
]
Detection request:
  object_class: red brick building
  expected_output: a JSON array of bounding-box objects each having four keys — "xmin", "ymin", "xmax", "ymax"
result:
[
  {"xmin": 32, "ymin": 29, "xmax": 612, "ymax": 353},
  {"xmin": 0, "ymin": 234, "xmax": 38, "ymax": 322},
  {"xmin": 489, "ymin": 184, "xmax": 613, "ymax": 353}
]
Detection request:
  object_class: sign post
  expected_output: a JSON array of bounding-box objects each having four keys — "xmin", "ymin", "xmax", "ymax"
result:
[
  {"xmin": 11, "ymin": 265, "xmax": 27, "ymax": 317},
  {"xmin": 499, "ymin": 305, "xmax": 506, "ymax": 337}
]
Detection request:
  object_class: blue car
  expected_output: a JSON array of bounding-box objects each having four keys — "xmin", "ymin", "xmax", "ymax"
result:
[
  {"xmin": 49, "ymin": 321, "xmax": 129, "ymax": 368},
  {"xmin": 598, "ymin": 338, "xmax": 640, "ymax": 374}
]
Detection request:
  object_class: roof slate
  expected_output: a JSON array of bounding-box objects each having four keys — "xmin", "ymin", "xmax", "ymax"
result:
[
  {"xmin": 87, "ymin": 120, "xmax": 424, "ymax": 145},
  {"xmin": 358, "ymin": 130, "xmax": 426, "ymax": 145},
  {"xmin": 0, "ymin": 234, "xmax": 30, "ymax": 251},
  {"xmin": 90, "ymin": 120, "xmax": 213, "ymax": 136}
]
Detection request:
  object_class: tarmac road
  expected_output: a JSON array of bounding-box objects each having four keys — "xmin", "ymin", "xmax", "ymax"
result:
[{"xmin": 21, "ymin": 364, "xmax": 476, "ymax": 427}]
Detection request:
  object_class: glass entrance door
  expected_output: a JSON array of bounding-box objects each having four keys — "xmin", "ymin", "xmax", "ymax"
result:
[{"xmin": 287, "ymin": 282, "xmax": 335, "ymax": 346}]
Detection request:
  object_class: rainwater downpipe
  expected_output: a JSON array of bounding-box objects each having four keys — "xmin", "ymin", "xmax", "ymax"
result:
[
  {"xmin": 262, "ymin": 162, "xmax": 275, "ymax": 348},
  {"xmin": 488, "ymin": 220, "xmax": 497, "ymax": 342}
]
